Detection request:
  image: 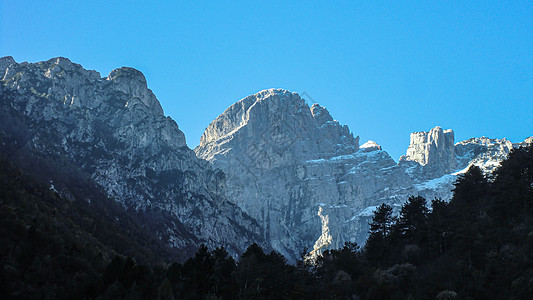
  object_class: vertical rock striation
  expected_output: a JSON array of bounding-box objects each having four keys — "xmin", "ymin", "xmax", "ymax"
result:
[
  {"xmin": 399, "ymin": 126, "xmax": 456, "ymax": 179},
  {"xmin": 195, "ymin": 89, "xmax": 411, "ymax": 260}
]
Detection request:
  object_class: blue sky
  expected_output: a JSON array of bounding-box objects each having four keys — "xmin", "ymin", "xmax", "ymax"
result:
[{"xmin": 1, "ymin": 1, "xmax": 532, "ymax": 160}]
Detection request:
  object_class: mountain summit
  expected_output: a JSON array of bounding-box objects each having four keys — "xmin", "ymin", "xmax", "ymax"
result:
[{"xmin": 197, "ymin": 88, "xmax": 359, "ymax": 162}]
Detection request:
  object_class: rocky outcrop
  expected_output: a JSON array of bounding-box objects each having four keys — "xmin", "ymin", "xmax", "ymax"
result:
[
  {"xmin": 410, "ymin": 134, "xmax": 532, "ymax": 205},
  {"xmin": 455, "ymin": 137, "xmax": 514, "ymax": 174},
  {"xmin": 0, "ymin": 57, "xmax": 262, "ymax": 256},
  {"xmin": 399, "ymin": 127, "xmax": 456, "ymax": 179},
  {"xmin": 0, "ymin": 56, "xmax": 16, "ymax": 75}
]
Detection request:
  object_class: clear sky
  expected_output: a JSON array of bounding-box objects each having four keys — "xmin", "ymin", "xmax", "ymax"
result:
[{"xmin": 1, "ymin": 1, "xmax": 532, "ymax": 161}]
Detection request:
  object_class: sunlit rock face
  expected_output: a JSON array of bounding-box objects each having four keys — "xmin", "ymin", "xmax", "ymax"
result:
[
  {"xmin": 197, "ymin": 89, "xmax": 532, "ymax": 261},
  {"xmin": 399, "ymin": 127, "xmax": 456, "ymax": 180},
  {"xmin": 196, "ymin": 89, "xmax": 411, "ymax": 260},
  {"xmin": 403, "ymin": 127, "xmax": 455, "ymax": 167},
  {"xmin": 455, "ymin": 137, "xmax": 515, "ymax": 174},
  {"xmin": 305, "ymin": 206, "xmax": 332, "ymax": 262},
  {"xmin": 411, "ymin": 134, "xmax": 532, "ymax": 207},
  {"xmin": 0, "ymin": 57, "xmax": 262, "ymax": 256}
]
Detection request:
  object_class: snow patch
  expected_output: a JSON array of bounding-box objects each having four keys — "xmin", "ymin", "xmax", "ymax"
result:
[
  {"xmin": 329, "ymin": 204, "xmax": 348, "ymax": 209},
  {"xmin": 360, "ymin": 140, "xmax": 382, "ymax": 151},
  {"xmin": 414, "ymin": 174, "xmax": 455, "ymax": 190},
  {"xmin": 358, "ymin": 205, "xmax": 379, "ymax": 217}
]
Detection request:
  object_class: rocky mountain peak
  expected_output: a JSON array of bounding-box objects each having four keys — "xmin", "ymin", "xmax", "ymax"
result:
[
  {"xmin": 106, "ymin": 67, "xmax": 163, "ymax": 115},
  {"xmin": 198, "ymin": 89, "xmax": 302, "ymax": 145},
  {"xmin": 310, "ymin": 103, "xmax": 333, "ymax": 126},
  {"xmin": 400, "ymin": 126, "xmax": 456, "ymax": 178},
  {"xmin": 0, "ymin": 55, "xmax": 15, "ymax": 64},
  {"xmin": 197, "ymin": 89, "xmax": 359, "ymax": 164},
  {"xmin": 48, "ymin": 57, "xmax": 75, "ymax": 70},
  {"xmin": 255, "ymin": 88, "xmax": 297, "ymax": 98},
  {"xmin": 0, "ymin": 56, "xmax": 16, "ymax": 75},
  {"xmin": 40, "ymin": 57, "xmax": 101, "ymax": 82},
  {"xmin": 454, "ymin": 136, "xmax": 516, "ymax": 174},
  {"xmin": 107, "ymin": 67, "xmax": 147, "ymax": 86}
]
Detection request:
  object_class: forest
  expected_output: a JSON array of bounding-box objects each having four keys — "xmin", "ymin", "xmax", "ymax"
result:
[{"xmin": 1, "ymin": 144, "xmax": 532, "ymax": 299}]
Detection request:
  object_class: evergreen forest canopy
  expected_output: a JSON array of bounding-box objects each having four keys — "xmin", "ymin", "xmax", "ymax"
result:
[{"xmin": 1, "ymin": 144, "xmax": 532, "ymax": 299}]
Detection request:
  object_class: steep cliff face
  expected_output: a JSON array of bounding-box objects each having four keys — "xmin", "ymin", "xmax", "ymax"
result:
[
  {"xmin": 195, "ymin": 89, "xmax": 412, "ymax": 260},
  {"xmin": 399, "ymin": 127, "xmax": 456, "ymax": 180},
  {"xmin": 197, "ymin": 89, "xmax": 532, "ymax": 261},
  {"xmin": 0, "ymin": 57, "xmax": 262, "ymax": 256}
]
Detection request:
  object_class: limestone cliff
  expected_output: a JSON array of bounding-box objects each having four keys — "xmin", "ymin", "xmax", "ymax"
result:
[
  {"xmin": 0, "ymin": 57, "xmax": 262, "ymax": 256},
  {"xmin": 195, "ymin": 89, "xmax": 410, "ymax": 260},
  {"xmin": 196, "ymin": 89, "xmax": 531, "ymax": 261}
]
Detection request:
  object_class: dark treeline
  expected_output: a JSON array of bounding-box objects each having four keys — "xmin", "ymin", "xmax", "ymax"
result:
[{"xmin": 1, "ymin": 144, "xmax": 533, "ymax": 299}]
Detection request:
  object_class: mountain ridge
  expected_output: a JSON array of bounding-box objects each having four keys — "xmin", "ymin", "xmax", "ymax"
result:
[
  {"xmin": 196, "ymin": 87, "xmax": 532, "ymax": 261},
  {"xmin": 0, "ymin": 56, "xmax": 263, "ymax": 258},
  {"xmin": 2, "ymin": 56, "xmax": 531, "ymax": 262}
]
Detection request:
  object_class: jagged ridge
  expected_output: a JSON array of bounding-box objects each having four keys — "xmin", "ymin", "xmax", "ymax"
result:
[
  {"xmin": 0, "ymin": 56, "xmax": 263, "ymax": 257},
  {"xmin": 196, "ymin": 88, "xmax": 532, "ymax": 261}
]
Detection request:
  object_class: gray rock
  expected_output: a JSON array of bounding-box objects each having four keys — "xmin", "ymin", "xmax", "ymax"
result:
[
  {"xmin": 0, "ymin": 56, "xmax": 16, "ymax": 77},
  {"xmin": 197, "ymin": 89, "xmax": 530, "ymax": 261},
  {"xmin": 196, "ymin": 89, "xmax": 409, "ymax": 260},
  {"xmin": 0, "ymin": 57, "xmax": 262, "ymax": 257},
  {"xmin": 399, "ymin": 126, "xmax": 456, "ymax": 179}
]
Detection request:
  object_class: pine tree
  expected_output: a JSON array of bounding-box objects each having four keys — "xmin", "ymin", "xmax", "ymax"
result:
[
  {"xmin": 212, "ymin": 246, "xmax": 238, "ymax": 298},
  {"xmin": 427, "ymin": 198, "xmax": 450, "ymax": 256},
  {"xmin": 182, "ymin": 244, "xmax": 215, "ymax": 297},
  {"xmin": 365, "ymin": 203, "xmax": 395, "ymax": 266},
  {"xmin": 396, "ymin": 196, "xmax": 428, "ymax": 242},
  {"xmin": 491, "ymin": 145, "xmax": 533, "ymax": 224},
  {"xmin": 369, "ymin": 203, "xmax": 395, "ymax": 239}
]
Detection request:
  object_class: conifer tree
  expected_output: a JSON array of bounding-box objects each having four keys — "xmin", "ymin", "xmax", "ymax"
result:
[
  {"xmin": 365, "ymin": 203, "xmax": 394, "ymax": 265},
  {"xmin": 396, "ymin": 196, "xmax": 428, "ymax": 242}
]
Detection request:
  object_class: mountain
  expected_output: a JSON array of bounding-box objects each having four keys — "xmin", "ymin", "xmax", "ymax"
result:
[
  {"xmin": 2, "ymin": 56, "xmax": 530, "ymax": 263},
  {"xmin": 0, "ymin": 56, "xmax": 262, "ymax": 258},
  {"xmin": 196, "ymin": 88, "xmax": 532, "ymax": 261}
]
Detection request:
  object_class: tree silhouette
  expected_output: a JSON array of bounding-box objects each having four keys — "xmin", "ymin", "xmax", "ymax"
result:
[{"xmin": 365, "ymin": 203, "xmax": 395, "ymax": 266}]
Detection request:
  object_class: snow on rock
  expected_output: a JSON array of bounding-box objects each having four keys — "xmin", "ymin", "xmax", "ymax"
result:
[
  {"xmin": 414, "ymin": 174, "xmax": 455, "ymax": 191},
  {"xmin": 358, "ymin": 206, "xmax": 379, "ymax": 217},
  {"xmin": 360, "ymin": 140, "xmax": 382, "ymax": 152}
]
